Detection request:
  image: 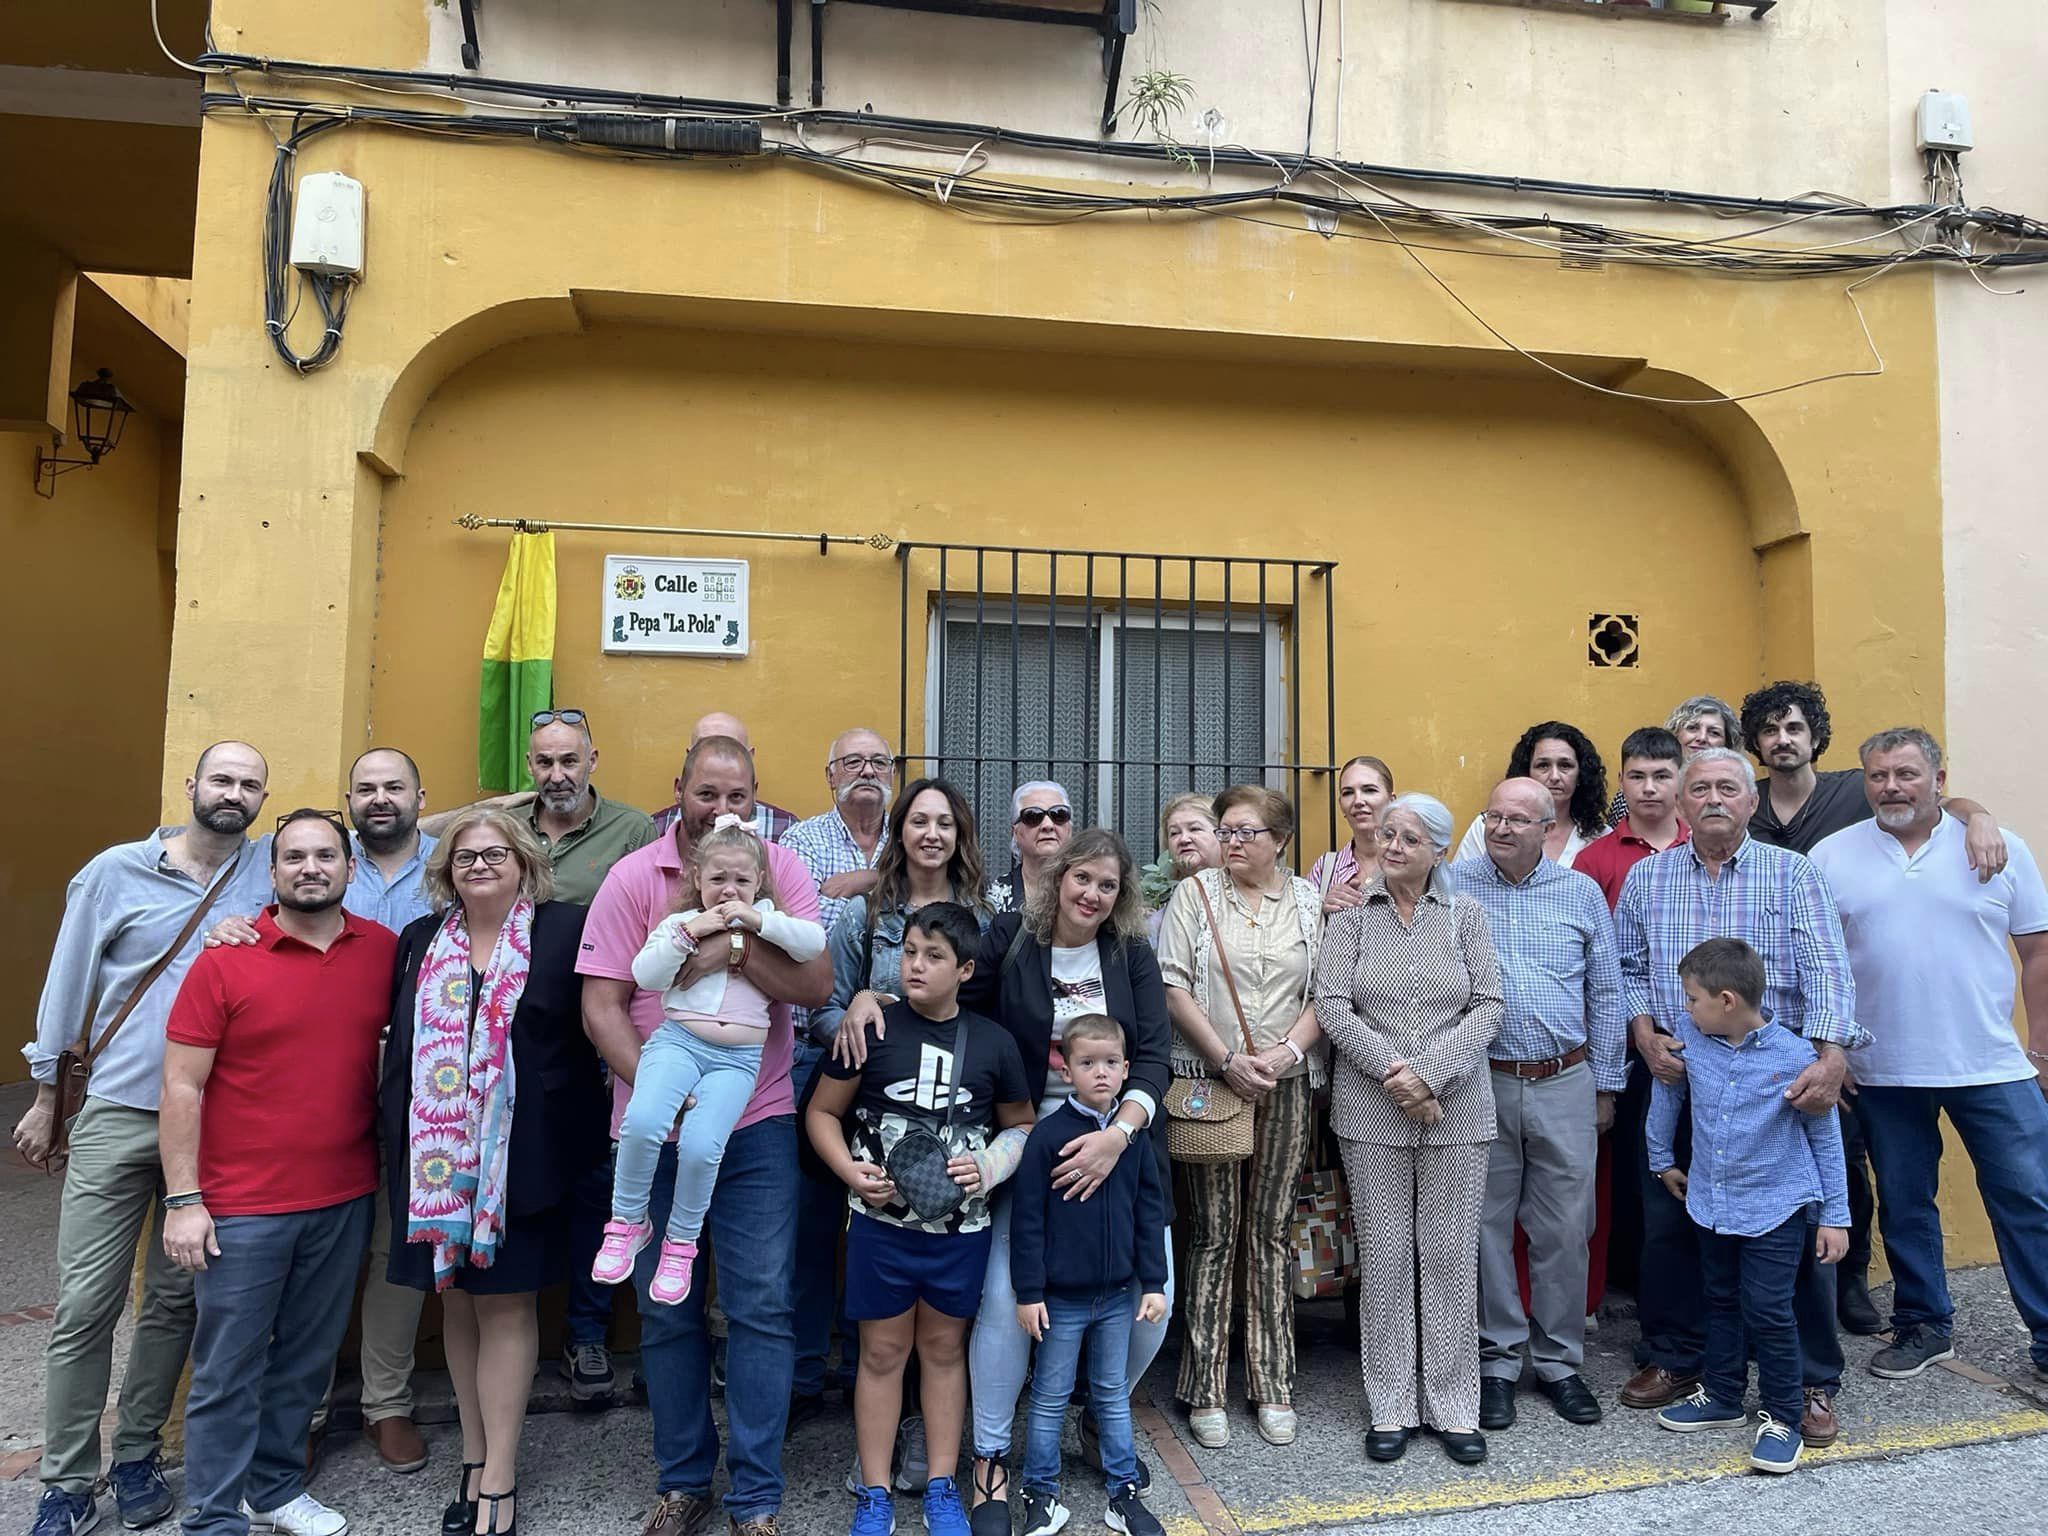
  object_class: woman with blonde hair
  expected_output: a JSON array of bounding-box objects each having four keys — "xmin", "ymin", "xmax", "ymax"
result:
[
  {"xmin": 382, "ymin": 808, "xmax": 608, "ymax": 1536},
  {"xmin": 1307, "ymin": 756, "xmax": 1396, "ymax": 916},
  {"xmin": 1159, "ymin": 785, "xmax": 1324, "ymax": 1449},
  {"xmin": 1142, "ymin": 793, "xmax": 1225, "ymax": 938}
]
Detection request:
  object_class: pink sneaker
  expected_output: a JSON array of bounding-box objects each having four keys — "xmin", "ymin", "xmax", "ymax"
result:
[
  {"xmin": 591, "ymin": 1219, "xmax": 652, "ymax": 1285},
  {"xmin": 648, "ymin": 1239, "xmax": 699, "ymax": 1305}
]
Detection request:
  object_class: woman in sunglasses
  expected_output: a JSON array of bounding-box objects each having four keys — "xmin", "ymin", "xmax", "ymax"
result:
[
  {"xmin": 381, "ymin": 808, "xmax": 608, "ymax": 1536},
  {"xmin": 986, "ymin": 782, "xmax": 1075, "ymax": 915}
]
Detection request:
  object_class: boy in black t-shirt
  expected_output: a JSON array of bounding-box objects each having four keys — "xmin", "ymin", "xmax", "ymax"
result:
[{"xmin": 809, "ymin": 902, "xmax": 1034, "ymax": 1536}]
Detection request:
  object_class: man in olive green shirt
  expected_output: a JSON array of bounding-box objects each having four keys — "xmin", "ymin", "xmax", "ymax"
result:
[{"xmin": 525, "ymin": 711, "xmax": 656, "ymax": 905}]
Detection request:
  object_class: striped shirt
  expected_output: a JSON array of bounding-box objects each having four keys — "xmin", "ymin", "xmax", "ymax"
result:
[
  {"xmin": 1614, "ymin": 834, "xmax": 1863, "ymax": 1050},
  {"xmin": 1442, "ymin": 855, "xmax": 1627, "ymax": 1092}
]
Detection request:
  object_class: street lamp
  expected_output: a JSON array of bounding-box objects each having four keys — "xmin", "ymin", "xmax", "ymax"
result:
[{"xmin": 33, "ymin": 369, "xmax": 135, "ymax": 499}]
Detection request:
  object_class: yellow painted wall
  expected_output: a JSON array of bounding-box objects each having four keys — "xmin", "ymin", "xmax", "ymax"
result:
[{"xmin": 0, "ymin": 407, "xmax": 175, "ymax": 1083}]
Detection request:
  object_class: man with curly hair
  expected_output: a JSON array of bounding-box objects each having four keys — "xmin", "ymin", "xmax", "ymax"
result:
[{"xmin": 1740, "ymin": 680, "xmax": 2009, "ymax": 1339}]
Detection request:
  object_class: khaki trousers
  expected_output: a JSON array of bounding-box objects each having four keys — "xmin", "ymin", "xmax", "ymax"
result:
[{"xmin": 42, "ymin": 1099, "xmax": 194, "ymax": 1494}]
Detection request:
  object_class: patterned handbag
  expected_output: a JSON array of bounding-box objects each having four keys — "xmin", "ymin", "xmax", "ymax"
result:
[
  {"xmin": 884, "ymin": 1024, "xmax": 971, "ymax": 1221},
  {"xmin": 1290, "ymin": 1156, "xmax": 1358, "ymax": 1300},
  {"xmin": 1163, "ymin": 878, "xmax": 1263, "ymax": 1166}
]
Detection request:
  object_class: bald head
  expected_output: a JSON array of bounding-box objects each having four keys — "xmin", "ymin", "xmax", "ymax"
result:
[
  {"xmin": 691, "ymin": 712, "xmax": 751, "ymax": 749},
  {"xmin": 195, "ymin": 740, "xmax": 269, "ymax": 784},
  {"xmin": 1495, "ymin": 778, "xmax": 1554, "ymax": 822},
  {"xmin": 187, "ymin": 741, "xmax": 269, "ymax": 838},
  {"xmin": 1481, "ymin": 776, "xmax": 1555, "ymax": 881}
]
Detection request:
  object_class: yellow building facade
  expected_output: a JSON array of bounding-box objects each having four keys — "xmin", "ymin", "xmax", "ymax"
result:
[{"xmin": 7, "ymin": 0, "xmax": 2034, "ymax": 1275}]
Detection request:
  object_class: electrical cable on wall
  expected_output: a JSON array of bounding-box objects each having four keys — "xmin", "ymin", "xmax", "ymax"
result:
[{"xmin": 262, "ymin": 119, "xmax": 359, "ymax": 373}]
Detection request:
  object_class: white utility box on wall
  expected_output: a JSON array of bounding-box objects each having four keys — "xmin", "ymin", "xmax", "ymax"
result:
[{"xmin": 289, "ymin": 171, "xmax": 366, "ymax": 276}]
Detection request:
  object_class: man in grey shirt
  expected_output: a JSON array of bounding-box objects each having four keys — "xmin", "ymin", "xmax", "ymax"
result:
[{"xmin": 13, "ymin": 742, "xmax": 276, "ymax": 1536}]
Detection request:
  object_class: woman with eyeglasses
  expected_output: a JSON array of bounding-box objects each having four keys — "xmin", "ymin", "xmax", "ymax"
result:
[
  {"xmin": 986, "ymin": 781, "xmax": 1075, "ymax": 915},
  {"xmin": 1313, "ymin": 793, "xmax": 1503, "ymax": 1467},
  {"xmin": 381, "ymin": 809, "xmax": 608, "ymax": 1536},
  {"xmin": 1307, "ymin": 756, "xmax": 1397, "ymax": 915},
  {"xmin": 831, "ymin": 825, "xmax": 1171, "ymax": 1532},
  {"xmin": 1453, "ymin": 722, "xmax": 1610, "ymax": 869},
  {"xmin": 1157, "ymin": 786, "xmax": 1324, "ymax": 1449}
]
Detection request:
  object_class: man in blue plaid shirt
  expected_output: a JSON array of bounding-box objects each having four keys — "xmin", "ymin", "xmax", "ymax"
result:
[
  {"xmin": 1614, "ymin": 747, "xmax": 1863, "ymax": 1450},
  {"xmin": 1445, "ymin": 778, "xmax": 1625, "ymax": 1435}
]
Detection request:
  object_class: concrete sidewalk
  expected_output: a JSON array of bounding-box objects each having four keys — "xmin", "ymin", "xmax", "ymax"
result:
[{"xmin": 3, "ymin": 1072, "xmax": 2045, "ymax": 1534}]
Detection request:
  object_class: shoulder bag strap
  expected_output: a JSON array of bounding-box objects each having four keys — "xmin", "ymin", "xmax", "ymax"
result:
[
  {"xmin": 941, "ymin": 1017, "xmax": 970, "ymax": 1133},
  {"xmin": 83, "ymin": 843, "xmax": 245, "ymax": 1064},
  {"xmin": 1190, "ymin": 875, "xmax": 1258, "ymax": 1056}
]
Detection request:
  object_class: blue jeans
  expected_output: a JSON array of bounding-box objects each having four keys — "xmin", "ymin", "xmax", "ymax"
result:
[
  {"xmin": 633, "ymin": 1118, "xmax": 797, "ymax": 1522},
  {"xmin": 1022, "ymin": 1285, "xmax": 1137, "ymax": 1497},
  {"xmin": 182, "ymin": 1198, "xmax": 372, "ymax": 1536},
  {"xmin": 791, "ymin": 1043, "xmax": 851, "ymax": 1396},
  {"xmin": 1698, "ymin": 1210, "xmax": 1809, "ymax": 1428},
  {"xmin": 564, "ymin": 1147, "xmax": 618, "ymax": 1348},
  {"xmin": 970, "ymin": 1192, "xmax": 1175, "ymax": 1458},
  {"xmin": 616, "ymin": 1026, "xmax": 764, "ymax": 1244},
  {"xmin": 1857, "ymin": 1079, "xmax": 2048, "ymax": 1363}
]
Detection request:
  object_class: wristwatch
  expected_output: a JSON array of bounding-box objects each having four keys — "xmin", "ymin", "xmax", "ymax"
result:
[
  {"xmin": 726, "ymin": 931, "xmax": 749, "ymax": 972},
  {"xmin": 1111, "ymin": 1119, "xmax": 1139, "ymax": 1148}
]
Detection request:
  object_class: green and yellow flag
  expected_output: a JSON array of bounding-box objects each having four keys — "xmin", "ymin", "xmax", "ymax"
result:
[{"xmin": 477, "ymin": 530, "xmax": 556, "ymax": 792}]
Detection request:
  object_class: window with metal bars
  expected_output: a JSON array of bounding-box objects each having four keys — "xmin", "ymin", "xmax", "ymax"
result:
[{"xmin": 895, "ymin": 543, "xmax": 1340, "ymax": 873}]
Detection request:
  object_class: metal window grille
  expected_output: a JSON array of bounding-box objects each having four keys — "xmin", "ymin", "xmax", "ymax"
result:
[{"xmin": 895, "ymin": 542, "xmax": 1340, "ymax": 872}]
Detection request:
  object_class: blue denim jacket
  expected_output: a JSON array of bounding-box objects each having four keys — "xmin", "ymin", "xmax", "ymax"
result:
[{"xmin": 808, "ymin": 893, "xmax": 990, "ymax": 1047}]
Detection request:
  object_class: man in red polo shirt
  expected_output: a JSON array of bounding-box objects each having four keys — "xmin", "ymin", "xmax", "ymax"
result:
[
  {"xmin": 159, "ymin": 810, "xmax": 398, "ymax": 1536},
  {"xmin": 1575, "ymin": 727, "xmax": 1690, "ymax": 914}
]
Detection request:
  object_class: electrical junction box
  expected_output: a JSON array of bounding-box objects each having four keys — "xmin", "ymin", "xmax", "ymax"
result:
[
  {"xmin": 1916, "ymin": 90, "xmax": 1973, "ymax": 152},
  {"xmin": 289, "ymin": 171, "xmax": 366, "ymax": 276}
]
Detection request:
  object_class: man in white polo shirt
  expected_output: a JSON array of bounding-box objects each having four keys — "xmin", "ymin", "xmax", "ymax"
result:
[{"xmin": 1810, "ymin": 727, "xmax": 2048, "ymax": 1387}]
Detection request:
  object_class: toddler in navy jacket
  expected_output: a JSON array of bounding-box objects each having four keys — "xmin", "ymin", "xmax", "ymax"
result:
[{"xmin": 1011, "ymin": 1013, "xmax": 1168, "ymax": 1536}]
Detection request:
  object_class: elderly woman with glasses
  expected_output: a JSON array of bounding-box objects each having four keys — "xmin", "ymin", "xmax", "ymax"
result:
[
  {"xmin": 1158, "ymin": 786, "xmax": 1324, "ymax": 1449},
  {"xmin": 1315, "ymin": 793, "xmax": 1503, "ymax": 1467},
  {"xmin": 987, "ymin": 781, "xmax": 1074, "ymax": 915},
  {"xmin": 381, "ymin": 809, "xmax": 608, "ymax": 1536}
]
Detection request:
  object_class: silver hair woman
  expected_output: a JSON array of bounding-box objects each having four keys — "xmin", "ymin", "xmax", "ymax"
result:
[
  {"xmin": 989, "ymin": 779, "xmax": 1075, "ymax": 914},
  {"xmin": 1311, "ymin": 792, "xmax": 1505, "ymax": 1467}
]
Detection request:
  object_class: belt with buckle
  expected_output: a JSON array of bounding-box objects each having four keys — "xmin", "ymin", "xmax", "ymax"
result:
[{"xmin": 1488, "ymin": 1044, "xmax": 1588, "ymax": 1081}]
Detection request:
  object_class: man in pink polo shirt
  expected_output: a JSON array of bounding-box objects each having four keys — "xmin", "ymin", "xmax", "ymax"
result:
[{"xmin": 578, "ymin": 735, "xmax": 829, "ymax": 1536}]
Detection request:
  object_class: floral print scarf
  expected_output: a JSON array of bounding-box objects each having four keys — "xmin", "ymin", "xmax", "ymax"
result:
[{"xmin": 405, "ymin": 898, "xmax": 532, "ymax": 1290}]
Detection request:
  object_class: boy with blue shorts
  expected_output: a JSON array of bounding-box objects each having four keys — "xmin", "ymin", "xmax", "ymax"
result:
[
  {"xmin": 809, "ymin": 903, "xmax": 1035, "ymax": 1536},
  {"xmin": 1647, "ymin": 938, "xmax": 1850, "ymax": 1474},
  {"xmin": 1010, "ymin": 1013, "xmax": 1167, "ymax": 1536}
]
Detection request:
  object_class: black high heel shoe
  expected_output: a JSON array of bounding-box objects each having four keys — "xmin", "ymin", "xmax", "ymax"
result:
[
  {"xmin": 476, "ymin": 1487, "xmax": 517, "ymax": 1536},
  {"xmin": 441, "ymin": 1462, "xmax": 483, "ymax": 1536}
]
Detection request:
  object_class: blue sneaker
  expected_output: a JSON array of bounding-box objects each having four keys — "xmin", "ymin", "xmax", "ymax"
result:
[
  {"xmin": 1750, "ymin": 1413, "xmax": 1803, "ymax": 1474},
  {"xmin": 921, "ymin": 1476, "xmax": 968, "ymax": 1536},
  {"xmin": 28, "ymin": 1489, "xmax": 99, "ymax": 1536},
  {"xmin": 1655, "ymin": 1388, "xmax": 1748, "ymax": 1432},
  {"xmin": 106, "ymin": 1460, "xmax": 173, "ymax": 1531},
  {"xmin": 850, "ymin": 1484, "xmax": 896, "ymax": 1536}
]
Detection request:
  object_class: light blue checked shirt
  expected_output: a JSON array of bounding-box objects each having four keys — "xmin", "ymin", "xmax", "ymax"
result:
[
  {"xmin": 1646, "ymin": 1012, "xmax": 1851, "ymax": 1236},
  {"xmin": 1443, "ymin": 855, "xmax": 1627, "ymax": 1092},
  {"xmin": 1614, "ymin": 834, "xmax": 1864, "ymax": 1050},
  {"xmin": 782, "ymin": 808, "xmax": 886, "ymax": 1036}
]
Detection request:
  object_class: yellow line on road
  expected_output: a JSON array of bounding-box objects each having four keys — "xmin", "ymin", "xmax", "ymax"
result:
[{"xmin": 1155, "ymin": 1408, "xmax": 2048, "ymax": 1534}]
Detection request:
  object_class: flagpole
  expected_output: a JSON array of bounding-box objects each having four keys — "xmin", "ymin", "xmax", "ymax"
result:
[{"xmin": 453, "ymin": 514, "xmax": 894, "ymax": 553}]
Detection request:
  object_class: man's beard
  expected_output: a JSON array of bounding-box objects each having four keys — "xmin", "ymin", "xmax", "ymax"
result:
[
  {"xmin": 276, "ymin": 881, "xmax": 345, "ymax": 914},
  {"xmin": 352, "ymin": 806, "xmax": 416, "ymax": 853},
  {"xmin": 537, "ymin": 782, "xmax": 585, "ymax": 815},
  {"xmin": 194, "ymin": 797, "xmax": 253, "ymax": 834}
]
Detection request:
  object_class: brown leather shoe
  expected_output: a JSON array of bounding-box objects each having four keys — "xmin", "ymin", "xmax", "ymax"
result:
[
  {"xmin": 365, "ymin": 1416, "xmax": 430, "ymax": 1474},
  {"xmin": 1619, "ymin": 1365, "xmax": 1701, "ymax": 1409},
  {"xmin": 642, "ymin": 1493, "xmax": 716, "ymax": 1536},
  {"xmin": 1800, "ymin": 1387, "xmax": 1840, "ymax": 1448},
  {"xmin": 728, "ymin": 1519, "xmax": 778, "ymax": 1536}
]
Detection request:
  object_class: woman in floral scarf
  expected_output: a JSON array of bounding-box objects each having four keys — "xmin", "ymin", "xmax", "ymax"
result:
[{"xmin": 380, "ymin": 809, "xmax": 606, "ymax": 1536}]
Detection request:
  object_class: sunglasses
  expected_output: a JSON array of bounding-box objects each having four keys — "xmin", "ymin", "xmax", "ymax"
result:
[
  {"xmin": 531, "ymin": 709, "xmax": 589, "ymax": 728},
  {"xmin": 276, "ymin": 808, "xmax": 348, "ymax": 835},
  {"xmin": 1016, "ymin": 805, "xmax": 1073, "ymax": 828}
]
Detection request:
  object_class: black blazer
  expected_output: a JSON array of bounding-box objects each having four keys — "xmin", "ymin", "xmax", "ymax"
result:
[
  {"xmin": 380, "ymin": 901, "xmax": 609, "ymax": 1227},
  {"xmin": 959, "ymin": 912, "xmax": 1176, "ymax": 1222}
]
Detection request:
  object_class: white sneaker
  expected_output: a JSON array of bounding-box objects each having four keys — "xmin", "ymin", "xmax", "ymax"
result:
[
  {"xmin": 1187, "ymin": 1409, "xmax": 1229, "ymax": 1448},
  {"xmin": 243, "ymin": 1494, "xmax": 348, "ymax": 1536}
]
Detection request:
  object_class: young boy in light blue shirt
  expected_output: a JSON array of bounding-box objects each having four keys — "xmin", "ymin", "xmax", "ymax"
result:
[{"xmin": 1646, "ymin": 937, "xmax": 1849, "ymax": 1474}]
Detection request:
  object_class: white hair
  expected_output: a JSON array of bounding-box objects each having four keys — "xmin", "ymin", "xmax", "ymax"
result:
[
  {"xmin": 1382, "ymin": 792, "xmax": 1454, "ymax": 853},
  {"xmin": 1009, "ymin": 779, "xmax": 1072, "ymax": 862},
  {"xmin": 1683, "ymin": 747, "xmax": 1757, "ymax": 784}
]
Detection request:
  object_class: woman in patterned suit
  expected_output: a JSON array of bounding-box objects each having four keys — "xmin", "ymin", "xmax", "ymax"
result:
[{"xmin": 1312, "ymin": 793, "xmax": 1504, "ymax": 1467}]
